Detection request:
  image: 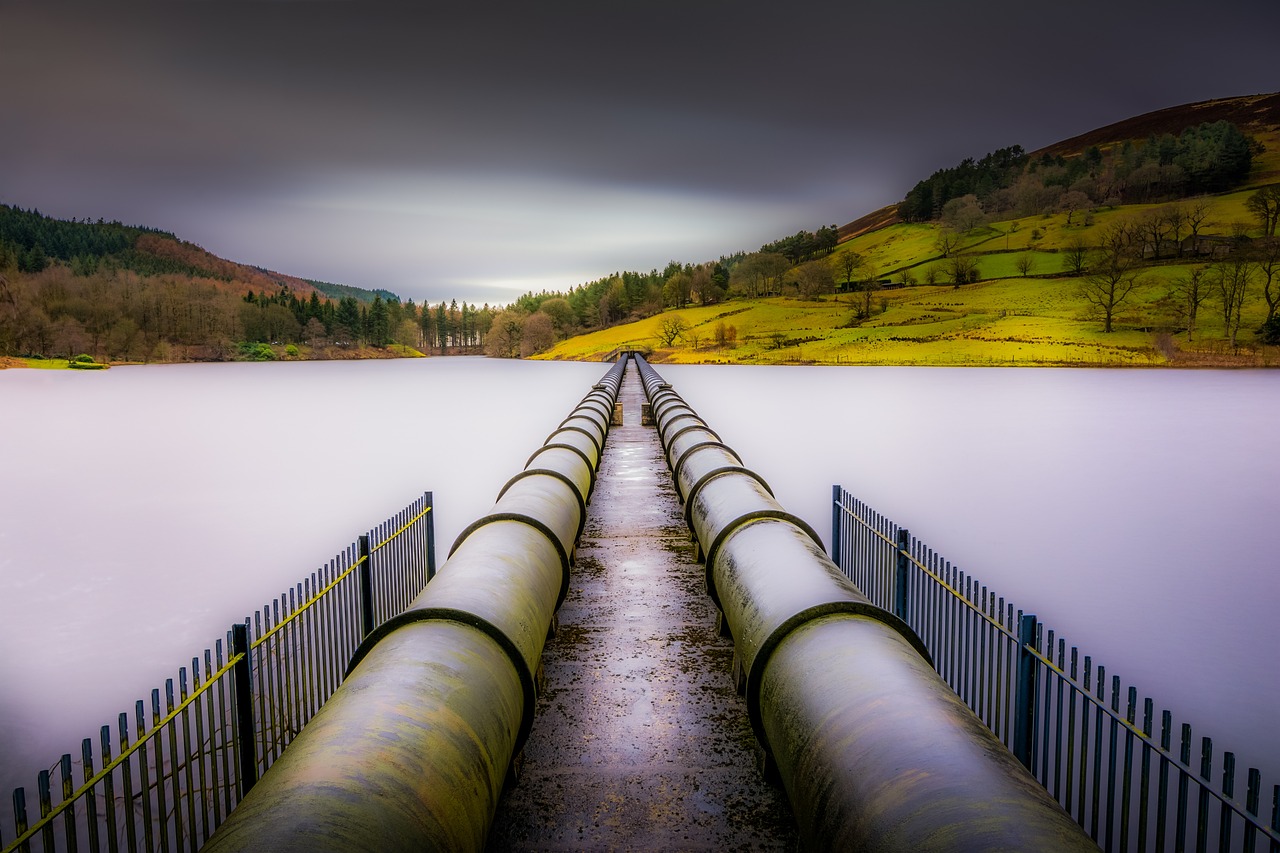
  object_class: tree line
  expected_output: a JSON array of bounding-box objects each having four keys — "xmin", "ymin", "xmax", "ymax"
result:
[{"xmin": 901, "ymin": 121, "xmax": 1257, "ymax": 223}]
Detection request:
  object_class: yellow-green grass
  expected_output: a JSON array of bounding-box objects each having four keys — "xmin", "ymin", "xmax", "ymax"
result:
[
  {"xmin": 537, "ymin": 266, "xmax": 1276, "ymax": 367},
  {"xmin": 15, "ymin": 358, "xmax": 75, "ymax": 369}
]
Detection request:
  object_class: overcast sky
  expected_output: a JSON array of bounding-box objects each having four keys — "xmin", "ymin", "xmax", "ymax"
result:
[{"xmin": 2, "ymin": 1, "xmax": 1277, "ymax": 306}]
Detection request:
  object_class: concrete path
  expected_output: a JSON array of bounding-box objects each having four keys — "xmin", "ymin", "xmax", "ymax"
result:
[{"xmin": 487, "ymin": 362, "xmax": 798, "ymax": 851}]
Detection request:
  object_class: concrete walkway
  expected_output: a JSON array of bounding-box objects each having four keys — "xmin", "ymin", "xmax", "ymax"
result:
[{"xmin": 487, "ymin": 362, "xmax": 797, "ymax": 851}]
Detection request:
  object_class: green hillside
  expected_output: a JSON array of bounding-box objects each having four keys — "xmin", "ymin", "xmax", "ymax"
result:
[{"xmin": 535, "ymin": 94, "xmax": 1280, "ymax": 368}]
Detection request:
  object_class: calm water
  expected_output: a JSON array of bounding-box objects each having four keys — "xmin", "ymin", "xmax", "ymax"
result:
[{"xmin": 1, "ymin": 359, "xmax": 1277, "ymax": 803}]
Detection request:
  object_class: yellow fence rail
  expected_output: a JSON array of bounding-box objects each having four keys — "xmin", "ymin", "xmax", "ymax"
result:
[{"xmin": 3, "ymin": 491, "xmax": 435, "ymax": 853}]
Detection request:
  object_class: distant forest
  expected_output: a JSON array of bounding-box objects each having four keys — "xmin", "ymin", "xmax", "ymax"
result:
[
  {"xmin": 0, "ymin": 205, "xmax": 501, "ymax": 361},
  {"xmin": 899, "ymin": 120, "xmax": 1256, "ymax": 222},
  {"xmin": 481, "ymin": 119, "xmax": 1268, "ymax": 357},
  {"xmin": 1, "ymin": 117, "xmax": 1270, "ymax": 363}
]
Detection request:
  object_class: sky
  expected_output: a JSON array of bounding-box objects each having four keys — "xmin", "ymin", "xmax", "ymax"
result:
[{"xmin": 2, "ymin": 1, "xmax": 1278, "ymax": 307}]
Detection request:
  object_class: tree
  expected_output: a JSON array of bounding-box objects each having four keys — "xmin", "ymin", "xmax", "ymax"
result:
[
  {"xmin": 484, "ymin": 310, "xmax": 524, "ymax": 357},
  {"xmin": 836, "ymin": 251, "xmax": 866, "ymax": 292},
  {"xmin": 940, "ymin": 194, "xmax": 985, "ymax": 233},
  {"xmin": 539, "ymin": 297, "xmax": 576, "ymax": 339},
  {"xmin": 856, "ymin": 279, "xmax": 881, "ymax": 320},
  {"xmin": 1213, "ymin": 257, "xmax": 1255, "ymax": 349},
  {"xmin": 662, "ymin": 272, "xmax": 691, "ymax": 309},
  {"xmin": 1059, "ymin": 190, "xmax": 1092, "ymax": 226},
  {"xmin": 1172, "ymin": 267, "xmax": 1211, "ymax": 341},
  {"xmin": 713, "ymin": 321, "xmax": 737, "ymax": 349},
  {"xmin": 656, "ymin": 315, "xmax": 689, "ymax": 347},
  {"xmin": 367, "ymin": 295, "xmax": 390, "ymax": 347},
  {"xmin": 1135, "ymin": 209, "xmax": 1170, "ymax": 260},
  {"xmin": 1252, "ymin": 238, "xmax": 1280, "ymax": 323},
  {"xmin": 1015, "ymin": 254, "xmax": 1035, "ymax": 277},
  {"xmin": 934, "ymin": 229, "xmax": 961, "ymax": 258},
  {"xmin": 519, "ymin": 312, "xmax": 555, "ymax": 356},
  {"xmin": 948, "ymin": 255, "xmax": 979, "ymax": 287},
  {"xmin": 792, "ymin": 259, "xmax": 835, "ymax": 299},
  {"xmin": 1078, "ymin": 224, "xmax": 1143, "ymax": 332},
  {"xmin": 1245, "ymin": 186, "xmax": 1280, "ymax": 237},
  {"xmin": 1184, "ymin": 198, "xmax": 1214, "ymax": 248},
  {"xmin": 1063, "ymin": 239, "xmax": 1089, "ymax": 276}
]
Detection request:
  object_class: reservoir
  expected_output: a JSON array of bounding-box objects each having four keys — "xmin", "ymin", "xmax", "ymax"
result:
[{"xmin": 1, "ymin": 358, "xmax": 1276, "ymax": 806}]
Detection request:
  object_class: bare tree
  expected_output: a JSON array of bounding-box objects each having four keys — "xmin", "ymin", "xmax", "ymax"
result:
[
  {"xmin": 1014, "ymin": 254, "xmax": 1035, "ymax": 277},
  {"xmin": 1213, "ymin": 257, "xmax": 1255, "ymax": 349},
  {"xmin": 1245, "ymin": 186, "xmax": 1280, "ymax": 237},
  {"xmin": 1172, "ymin": 267, "xmax": 1211, "ymax": 341},
  {"xmin": 1135, "ymin": 209, "xmax": 1169, "ymax": 260},
  {"xmin": 792, "ymin": 259, "xmax": 835, "ymax": 299},
  {"xmin": 1078, "ymin": 224, "xmax": 1143, "ymax": 332},
  {"xmin": 1059, "ymin": 190, "xmax": 1092, "ymax": 226},
  {"xmin": 1062, "ymin": 238, "xmax": 1089, "ymax": 276},
  {"xmin": 1253, "ymin": 238, "xmax": 1280, "ymax": 322},
  {"xmin": 948, "ymin": 255, "xmax": 978, "ymax": 287},
  {"xmin": 934, "ymin": 229, "xmax": 962, "ymax": 258},
  {"xmin": 1184, "ymin": 198, "xmax": 1214, "ymax": 250},
  {"xmin": 656, "ymin": 315, "xmax": 689, "ymax": 347},
  {"xmin": 1161, "ymin": 203, "xmax": 1189, "ymax": 258}
]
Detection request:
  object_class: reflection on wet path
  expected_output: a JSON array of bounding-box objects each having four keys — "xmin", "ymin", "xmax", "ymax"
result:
[{"xmin": 488, "ymin": 362, "xmax": 797, "ymax": 850}]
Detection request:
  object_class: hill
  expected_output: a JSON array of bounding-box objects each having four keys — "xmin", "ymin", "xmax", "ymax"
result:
[
  {"xmin": 535, "ymin": 93, "xmax": 1280, "ymax": 368},
  {"xmin": 0, "ymin": 205, "xmax": 429, "ymax": 365}
]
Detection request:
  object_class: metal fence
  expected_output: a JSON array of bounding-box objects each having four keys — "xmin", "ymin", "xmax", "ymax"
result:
[
  {"xmin": 2, "ymin": 491, "xmax": 435, "ymax": 853},
  {"xmin": 832, "ymin": 485, "xmax": 1278, "ymax": 853}
]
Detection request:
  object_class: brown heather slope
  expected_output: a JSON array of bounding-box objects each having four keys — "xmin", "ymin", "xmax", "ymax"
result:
[
  {"xmin": 836, "ymin": 92, "xmax": 1280, "ymax": 244},
  {"xmin": 133, "ymin": 232, "xmax": 322, "ymax": 298},
  {"xmin": 838, "ymin": 203, "xmax": 901, "ymax": 242},
  {"xmin": 1034, "ymin": 92, "xmax": 1280, "ymax": 180}
]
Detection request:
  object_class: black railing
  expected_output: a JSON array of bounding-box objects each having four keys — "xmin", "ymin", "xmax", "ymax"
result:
[
  {"xmin": 2, "ymin": 491, "xmax": 435, "ymax": 853},
  {"xmin": 832, "ymin": 485, "xmax": 1279, "ymax": 852}
]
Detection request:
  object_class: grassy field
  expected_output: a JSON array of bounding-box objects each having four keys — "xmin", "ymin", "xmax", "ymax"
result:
[{"xmin": 538, "ymin": 183, "xmax": 1280, "ymax": 368}]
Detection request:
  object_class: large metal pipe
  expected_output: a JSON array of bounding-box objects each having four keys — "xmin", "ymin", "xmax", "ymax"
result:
[
  {"xmin": 632, "ymin": 354, "xmax": 1095, "ymax": 852},
  {"xmin": 204, "ymin": 355, "xmax": 629, "ymax": 853}
]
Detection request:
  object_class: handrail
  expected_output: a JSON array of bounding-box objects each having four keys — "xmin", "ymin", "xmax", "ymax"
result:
[
  {"xmin": 833, "ymin": 488, "xmax": 1280, "ymax": 849},
  {"xmin": 3, "ymin": 493, "xmax": 436, "ymax": 853},
  {"xmin": 3, "ymin": 653, "xmax": 243, "ymax": 851}
]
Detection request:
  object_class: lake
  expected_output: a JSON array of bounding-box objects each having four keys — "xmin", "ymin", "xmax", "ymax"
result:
[{"xmin": 1, "ymin": 358, "xmax": 1277, "ymax": 806}]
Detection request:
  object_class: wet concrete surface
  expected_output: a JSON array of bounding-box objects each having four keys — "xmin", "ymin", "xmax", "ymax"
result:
[{"xmin": 487, "ymin": 364, "xmax": 798, "ymax": 851}]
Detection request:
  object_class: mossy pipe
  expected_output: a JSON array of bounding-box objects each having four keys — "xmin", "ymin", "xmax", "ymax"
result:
[
  {"xmin": 671, "ymin": 442, "xmax": 749, "ymax": 503},
  {"xmin": 203, "ymin": 621, "xmax": 524, "ymax": 853},
  {"xmin": 538, "ymin": 426, "xmax": 601, "ymax": 469},
  {"xmin": 522, "ymin": 445, "xmax": 595, "ymax": 504},
  {"xmin": 685, "ymin": 469, "xmax": 824, "ymax": 571},
  {"xmin": 711, "ymin": 519, "xmax": 928, "ymax": 746},
  {"xmin": 664, "ymin": 423, "xmax": 722, "ymax": 464},
  {"xmin": 449, "ymin": 472, "xmax": 583, "ymax": 573},
  {"xmin": 760, "ymin": 615, "xmax": 1096, "ymax": 852},
  {"xmin": 350, "ymin": 521, "xmax": 565, "ymax": 753},
  {"xmin": 204, "ymin": 363, "xmax": 624, "ymax": 853}
]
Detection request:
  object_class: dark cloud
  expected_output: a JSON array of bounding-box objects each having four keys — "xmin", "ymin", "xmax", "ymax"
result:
[{"xmin": 2, "ymin": 1, "xmax": 1277, "ymax": 303}]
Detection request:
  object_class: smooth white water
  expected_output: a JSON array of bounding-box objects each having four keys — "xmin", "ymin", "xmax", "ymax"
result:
[{"xmin": 1, "ymin": 359, "xmax": 1277, "ymax": 806}]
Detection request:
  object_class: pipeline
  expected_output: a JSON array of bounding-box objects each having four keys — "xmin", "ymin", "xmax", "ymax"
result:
[
  {"xmin": 632, "ymin": 354, "xmax": 1095, "ymax": 852},
  {"xmin": 204, "ymin": 356, "xmax": 629, "ymax": 853}
]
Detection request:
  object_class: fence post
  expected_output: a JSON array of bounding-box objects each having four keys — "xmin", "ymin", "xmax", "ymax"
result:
[
  {"xmin": 231, "ymin": 622, "xmax": 258, "ymax": 796},
  {"xmin": 1013, "ymin": 613, "xmax": 1038, "ymax": 769},
  {"xmin": 831, "ymin": 485, "xmax": 842, "ymax": 566},
  {"xmin": 358, "ymin": 534, "xmax": 375, "ymax": 638},
  {"xmin": 425, "ymin": 491, "xmax": 437, "ymax": 581},
  {"xmin": 894, "ymin": 528, "xmax": 910, "ymax": 621}
]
